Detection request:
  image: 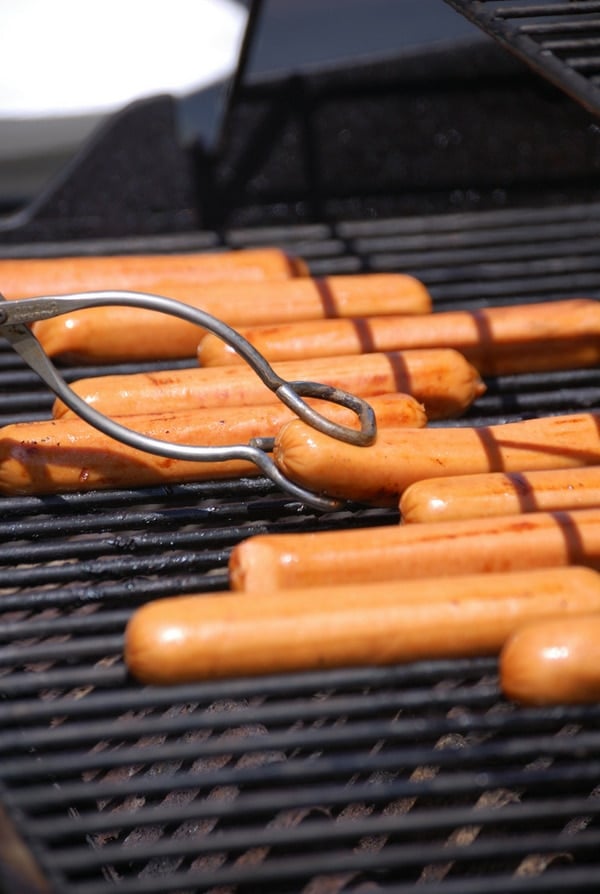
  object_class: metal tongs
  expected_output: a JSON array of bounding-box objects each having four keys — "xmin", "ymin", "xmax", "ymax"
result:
[{"xmin": 0, "ymin": 290, "xmax": 376, "ymax": 511}]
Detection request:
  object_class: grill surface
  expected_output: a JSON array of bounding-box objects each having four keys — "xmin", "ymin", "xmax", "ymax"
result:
[
  {"xmin": 2, "ymin": 199, "xmax": 600, "ymax": 893},
  {"xmin": 445, "ymin": 0, "xmax": 600, "ymax": 117}
]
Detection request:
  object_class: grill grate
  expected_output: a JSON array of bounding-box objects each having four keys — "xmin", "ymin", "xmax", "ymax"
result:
[
  {"xmin": 445, "ymin": 0, "xmax": 600, "ymax": 117},
  {"xmin": 2, "ymin": 200, "xmax": 600, "ymax": 892}
]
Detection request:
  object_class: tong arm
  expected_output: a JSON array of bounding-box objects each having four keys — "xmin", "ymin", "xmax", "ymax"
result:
[{"xmin": 0, "ymin": 289, "xmax": 378, "ymax": 511}]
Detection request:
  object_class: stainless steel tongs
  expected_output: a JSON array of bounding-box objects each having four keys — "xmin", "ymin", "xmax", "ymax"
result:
[{"xmin": 0, "ymin": 290, "xmax": 377, "ymax": 511}]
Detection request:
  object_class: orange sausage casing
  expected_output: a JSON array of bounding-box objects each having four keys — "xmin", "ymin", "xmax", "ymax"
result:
[
  {"xmin": 53, "ymin": 349, "xmax": 483, "ymax": 422},
  {"xmin": 0, "ymin": 394, "xmax": 425, "ymax": 495},
  {"xmin": 400, "ymin": 465, "xmax": 600, "ymax": 523},
  {"xmin": 198, "ymin": 298, "xmax": 600, "ymax": 374},
  {"xmin": 229, "ymin": 506, "xmax": 600, "ymax": 592},
  {"xmin": 0, "ymin": 247, "xmax": 308, "ymax": 300},
  {"xmin": 124, "ymin": 566, "xmax": 600, "ymax": 684},
  {"xmin": 273, "ymin": 412, "xmax": 600, "ymax": 504},
  {"xmin": 500, "ymin": 615, "xmax": 600, "ymax": 705},
  {"xmin": 32, "ymin": 273, "xmax": 432, "ymax": 363}
]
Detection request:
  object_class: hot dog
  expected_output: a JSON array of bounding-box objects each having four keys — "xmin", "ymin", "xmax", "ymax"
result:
[
  {"xmin": 400, "ymin": 466, "xmax": 600, "ymax": 523},
  {"xmin": 0, "ymin": 394, "xmax": 425, "ymax": 495},
  {"xmin": 500, "ymin": 615, "xmax": 600, "ymax": 705},
  {"xmin": 124, "ymin": 566, "xmax": 600, "ymax": 684},
  {"xmin": 273, "ymin": 413, "xmax": 600, "ymax": 504},
  {"xmin": 0, "ymin": 247, "xmax": 308, "ymax": 300},
  {"xmin": 32, "ymin": 274, "xmax": 431, "ymax": 363},
  {"xmin": 229, "ymin": 507, "xmax": 600, "ymax": 592},
  {"xmin": 53, "ymin": 349, "xmax": 483, "ymax": 422},
  {"xmin": 197, "ymin": 298, "xmax": 600, "ymax": 374}
]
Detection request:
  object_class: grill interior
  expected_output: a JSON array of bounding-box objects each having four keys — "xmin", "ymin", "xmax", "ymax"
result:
[{"xmin": 3, "ymin": 25, "xmax": 600, "ymax": 894}]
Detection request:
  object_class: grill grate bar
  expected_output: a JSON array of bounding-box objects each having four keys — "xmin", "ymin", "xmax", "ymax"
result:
[
  {"xmin": 0, "ymin": 572, "xmax": 231, "ymax": 617},
  {"xmin": 368, "ymin": 242, "xmax": 600, "ymax": 278},
  {"xmin": 11, "ymin": 775, "xmax": 600, "ymax": 886},
  {"xmin": 567, "ymin": 55, "xmax": 600, "ymax": 70},
  {"xmin": 544, "ymin": 38, "xmax": 600, "ymax": 52},
  {"xmin": 370, "ymin": 869, "xmax": 600, "ymax": 894},
  {"xmin": 0, "ymin": 476, "xmax": 279, "ymax": 517},
  {"xmin": 335, "ymin": 200, "xmax": 600, "ymax": 237},
  {"xmin": 51, "ymin": 827, "xmax": 600, "ymax": 894},
  {"xmin": 0, "ymin": 550, "xmax": 230, "ymax": 590},
  {"xmin": 0, "ymin": 650, "xmax": 489, "ymax": 701},
  {"xmin": 0, "ymin": 503, "xmax": 248, "ymax": 538},
  {"xmin": 5, "ymin": 710, "xmax": 526, "ymax": 788},
  {"xmin": 461, "ymin": 385, "xmax": 600, "ymax": 418},
  {"xmin": 5, "ymin": 700, "xmax": 599, "ymax": 788},
  {"xmin": 391, "ymin": 251, "xmax": 600, "ymax": 283},
  {"xmin": 0, "ymin": 634, "xmax": 124, "ymax": 668},
  {"xmin": 496, "ymin": 2, "xmax": 600, "ymax": 17},
  {"xmin": 0, "ymin": 609, "xmax": 131, "ymax": 642},
  {"xmin": 51, "ymin": 802, "xmax": 600, "ymax": 872},
  {"xmin": 0, "ymin": 657, "xmax": 496, "ymax": 723},
  {"xmin": 0, "ymin": 664, "xmax": 129, "ymax": 695},
  {"xmin": 350, "ymin": 224, "xmax": 600, "ymax": 257},
  {"xmin": 425, "ymin": 270, "xmax": 600, "ymax": 300},
  {"xmin": 1, "ymin": 688, "xmax": 593, "ymax": 749},
  {"xmin": 524, "ymin": 19, "xmax": 600, "ymax": 36},
  {"xmin": 0, "ymin": 504, "xmax": 391, "ymax": 556},
  {"xmin": 10, "ymin": 732, "xmax": 600, "ymax": 813},
  {"xmin": 30, "ymin": 787, "xmax": 600, "ymax": 848},
  {"xmin": 0, "ymin": 536, "xmax": 231, "ymax": 567},
  {"xmin": 0, "ymin": 230, "xmax": 222, "ymax": 261},
  {"xmin": 0, "ymin": 681, "xmax": 501, "ymax": 760}
]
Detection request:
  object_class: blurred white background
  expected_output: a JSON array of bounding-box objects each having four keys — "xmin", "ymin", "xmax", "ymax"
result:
[
  {"xmin": 0, "ymin": 0, "xmax": 249, "ymax": 205},
  {"xmin": 0, "ymin": 0, "xmax": 482, "ymax": 209}
]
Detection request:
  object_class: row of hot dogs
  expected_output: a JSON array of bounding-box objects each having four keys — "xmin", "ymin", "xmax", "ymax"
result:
[{"xmin": 3, "ymin": 247, "xmax": 600, "ymax": 704}]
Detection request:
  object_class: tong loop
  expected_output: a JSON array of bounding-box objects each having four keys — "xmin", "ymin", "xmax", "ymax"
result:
[{"xmin": 0, "ymin": 290, "xmax": 377, "ymax": 511}]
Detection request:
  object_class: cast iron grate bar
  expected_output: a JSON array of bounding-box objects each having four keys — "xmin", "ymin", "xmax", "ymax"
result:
[
  {"xmin": 29, "ymin": 788, "xmax": 600, "ymax": 850},
  {"xmin": 42, "ymin": 829, "xmax": 600, "ymax": 894},
  {"xmin": 0, "ymin": 501, "xmax": 392, "ymax": 551},
  {"xmin": 0, "ymin": 658, "xmax": 496, "ymax": 723},
  {"xmin": 10, "ymin": 730, "xmax": 600, "ymax": 813},
  {"xmin": 14, "ymin": 764, "xmax": 600, "ymax": 890},
  {"xmin": 0, "ymin": 684, "xmax": 507, "ymax": 763},
  {"xmin": 48, "ymin": 822, "xmax": 600, "ymax": 878},
  {"xmin": 3, "ymin": 700, "xmax": 598, "ymax": 796},
  {"xmin": 0, "ymin": 676, "xmax": 573, "ymax": 739},
  {"xmin": 0, "ymin": 572, "xmax": 231, "ymax": 617}
]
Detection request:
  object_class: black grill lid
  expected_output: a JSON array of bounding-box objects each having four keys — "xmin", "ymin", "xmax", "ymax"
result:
[{"xmin": 445, "ymin": 0, "xmax": 600, "ymax": 117}]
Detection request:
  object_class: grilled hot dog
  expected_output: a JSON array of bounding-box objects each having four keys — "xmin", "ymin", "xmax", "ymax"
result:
[
  {"xmin": 273, "ymin": 413, "xmax": 600, "ymax": 504},
  {"xmin": 500, "ymin": 615, "xmax": 600, "ymax": 705},
  {"xmin": 400, "ymin": 466, "xmax": 600, "ymax": 523},
  {"xmin": 229, "ymin": 506, "xmax": 600, "ymax": 592},
  {"xmin": 53, "ymin": 349, "xmax": 483, "ymax": 422},
  {"xmin": 0, "ymin": 247, "xmax": 308, "ymax": 300},
  {"xmin": 32, "ymin": 274, "xmax": 431, "ymax": 363},
  {"xmin": 125, "ymin": 566, "xmax": 600, "ymax": 684},
  {"xmin": 0, "ymin": 394, "xmax": 425, "ymax": 495},
  {"xmin": 198, "ymin": 298, "xmax": 600, "ymax": 375}
]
